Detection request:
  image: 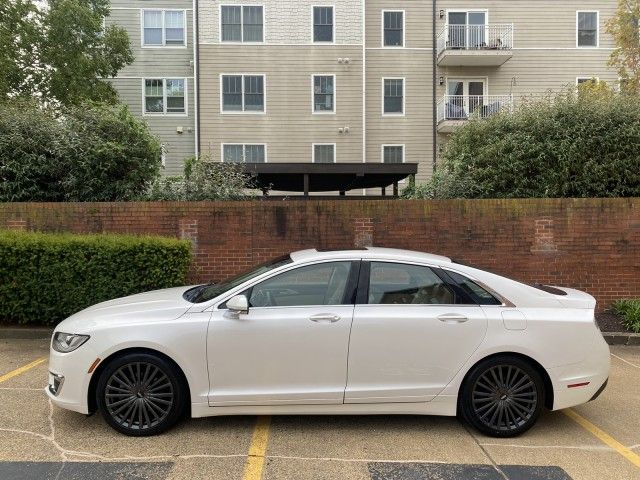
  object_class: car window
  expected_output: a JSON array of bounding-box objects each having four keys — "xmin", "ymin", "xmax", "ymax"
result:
[
  {"xmin": 445, "ymin": 270, "xmax": 502, "ymax": 305},
  {"xmin": 248, "ymin": 262, "xmax": 352, "ymax": 307},
  {"xmin": 368, "ymin": 262, "xmax": 455, "ymax": 305}
]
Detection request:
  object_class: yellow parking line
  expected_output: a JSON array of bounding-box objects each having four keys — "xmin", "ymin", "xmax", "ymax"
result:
[
  {"xmin": 0, "ymin": 357, "xmax": 47, "ymax": 384},
  {"xmin": 242, "ymin": 416, "xmax": 272, "ymax": 480},
  {"xmin": 564, "ymin": 408, "xmax": 640, "ymax": 468}
]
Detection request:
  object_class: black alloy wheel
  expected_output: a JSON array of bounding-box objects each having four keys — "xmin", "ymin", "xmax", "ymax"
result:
[
  {"xmin": 96, "ymin": 353, "xmax": 186, "ymax": 436},
  {"xmin": 460, "ymin": 355, "xmax": 544, "ymax": 437}
]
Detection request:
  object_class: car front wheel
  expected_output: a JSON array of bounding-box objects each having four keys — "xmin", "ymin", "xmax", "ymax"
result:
[
  {"xmin": 460, "ymin": 355, "xmax": 545, "ymax": 437},
  {"xmin": 96, "ymin": 353, "xmax": 186, "ymax": 436}
]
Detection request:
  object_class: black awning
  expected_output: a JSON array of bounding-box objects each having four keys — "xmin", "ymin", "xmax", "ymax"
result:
[{"xmin": 240, "ymin": 162, "xmax": 417, "ymax": 194}]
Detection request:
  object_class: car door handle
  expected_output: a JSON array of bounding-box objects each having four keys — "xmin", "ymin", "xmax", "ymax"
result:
[
  {"xmin": 309, "ymin": 314, "xmax": 341, "ymax": 323},
  {"xmin": 437, "ymin": 313, "xmax": 469, "ymax": 323}
]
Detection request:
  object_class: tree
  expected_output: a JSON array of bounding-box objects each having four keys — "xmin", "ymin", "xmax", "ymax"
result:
[
  {"xmin": 0, "ymin": 99, "xmax": 162, "ymax": 201},
  {"xmin": 605, "ymin": 0, "xmax": 640, "ymax": 94},
  {"xmin": 0, "ymin": 0, "xmax": 133, "ymax": 105},
  {"xmin": 404, "ymin": 90, "xmax": 640, "ymax": 199}
]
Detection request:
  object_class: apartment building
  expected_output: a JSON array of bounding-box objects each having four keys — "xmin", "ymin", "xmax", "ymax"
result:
[
  {"xmin": 107, "ymin": 0, "xmax": 617, "ymax": 187},
  {"xmin": 105, "ymin": 0, "xmax": 197, "ymax": 176}
]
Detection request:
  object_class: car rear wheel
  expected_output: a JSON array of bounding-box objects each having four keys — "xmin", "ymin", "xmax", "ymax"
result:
[
  {"xmin": 460, "ymin": 355, "xmax": 544, "ymax": 437},
  {"xmin": 96, "ymin": 353, "xmax": 186, "ymax": 436}
]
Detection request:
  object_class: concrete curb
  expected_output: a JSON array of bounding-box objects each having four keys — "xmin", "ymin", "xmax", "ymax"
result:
[
  {"xmin": 602, "ymin": 332, "xmax": 640, "ymax": 346},
  {"xmin": 0, "ymin": 327, "xmax": 53, "ymax": 340}
]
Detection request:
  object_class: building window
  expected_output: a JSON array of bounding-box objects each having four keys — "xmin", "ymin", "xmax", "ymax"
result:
[
  {"xmin": 223, "ymin": 144, "xmax": 266, "ymax": 162},
  {"xmin": 142, "ymin": 10, "xmax": 185, "ymax": 46},
  {"xmin": 576, "ymin": 77, "xmax": 599, "ymax": 85},
  {"xmin": 221, "ymin": 5, "xmax": 264, "ymax": 42},
  {"xmin": 313, "ymin": 75, "xmax": 335, "ymax": 113},
  {"xmin": 221, "ymin": 75, "xmax": 265, "ymax": 113},
  {"xmin": 383, "ymin": 145, "xmax": 404, "ymax": 164},
  {"xmin": 144, "ymin": 78, "xmax": 186, "ymax": 114},
  {"xmin": 383, "ymin": 11, "xmax": 404, "ymax": 47},
  {"xmin": 577, "ymin": 11, "xmax": 598, "ymax": 47},
  {"xmin": 313, "ymin": 144, "xmax": 335, "ymax": 163},
  {"xmin": 313, "ymin": 6, "xmax": 334, "ymax": 43},
  {"xmin": 383, "ymin": 78, "xmax": 404, "ymax": 115}
]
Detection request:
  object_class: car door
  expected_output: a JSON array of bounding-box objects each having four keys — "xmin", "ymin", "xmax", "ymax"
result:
[
  {"xmin": 345, "ymin": 261, "xmax": 488, "ymax": 404},
  {"xmin": 207, "ymin": 260, "xmax": 358, "ymax": 407}
]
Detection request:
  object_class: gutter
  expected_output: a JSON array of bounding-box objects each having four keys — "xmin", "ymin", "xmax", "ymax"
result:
[
  {"xmin": 432, "ymin": 0, "xmax": 437, "ymax": 173},
  {"xmin": 193, "ymin": 0, "xmax": 201, "ymax": 157}
]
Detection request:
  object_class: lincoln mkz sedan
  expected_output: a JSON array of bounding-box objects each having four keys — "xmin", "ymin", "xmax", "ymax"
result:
[{"xmin": 47, "ymin": 248, "xmax": 610, "ymax": 437}]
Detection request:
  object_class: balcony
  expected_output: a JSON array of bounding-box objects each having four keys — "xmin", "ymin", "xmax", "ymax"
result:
[
  {"xmin": 437, "ymin": 24, "xmax": 514, "ymax": 67},
  {"xmin": 437, "ymin": 94, "xmax": 513, "ymax": 133}
]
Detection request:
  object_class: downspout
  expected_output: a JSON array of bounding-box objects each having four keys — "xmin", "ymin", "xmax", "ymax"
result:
[
  {"xmin": 432, "ymin": 0, "xmax": 437, "ymax": 173},
  {"xmin": 193, "ymin": 0, "xmax": 201, "ymax": 158},
  {"xmin": 362, "ymin": 0, "xmax": 366, "ymax": 195}
]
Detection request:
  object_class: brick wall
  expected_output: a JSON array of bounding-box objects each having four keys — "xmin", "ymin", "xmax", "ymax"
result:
[{"xmin": 1, "ymin": 199, "xmax": 639, "ymax": 311}]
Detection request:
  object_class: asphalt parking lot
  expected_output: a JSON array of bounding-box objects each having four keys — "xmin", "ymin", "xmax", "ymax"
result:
[{"xmin": 0, "ymin": 338, "xmax": 639, "ymax": 480}]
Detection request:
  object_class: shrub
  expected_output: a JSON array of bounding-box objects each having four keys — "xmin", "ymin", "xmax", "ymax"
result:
[
  {"xmin": 0, "ymin": 230, "xmax": 192, "ymax": 325},
  {"xmin": 146, "ymin": 156, "xmax": 255, "ymax": 201},
  {"xmin": 0, "ymin": 99, "xmax": 162, "ymax": 202},
  {"xmin": 611, "ymin": 299, "xmax": 640, "ymax": 333},
  {"xmin": 406, "ymin": 89, "xmax": 640, "ymax": 199}
]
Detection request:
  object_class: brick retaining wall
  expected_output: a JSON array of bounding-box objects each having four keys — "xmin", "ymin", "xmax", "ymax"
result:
[{"xmin": 2, "ymin": 199, "xmax": 638, "ymax": 311}]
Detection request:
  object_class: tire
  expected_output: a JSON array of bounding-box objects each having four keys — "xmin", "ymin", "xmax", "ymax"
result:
[
  {"xmin": 96, "ymin": 352, "xmax": 187, "ymax": 436},
  {"xmin": 459, "ymin": 355, "xmax": 545, "ymax": 438}
]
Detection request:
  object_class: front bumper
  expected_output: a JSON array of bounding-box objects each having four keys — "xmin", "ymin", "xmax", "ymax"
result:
[{"xmin": 46, "ymin": 343, "xmax": 99, "ymax": 415}]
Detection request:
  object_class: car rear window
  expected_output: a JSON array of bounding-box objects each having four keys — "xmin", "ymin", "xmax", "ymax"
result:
[{"xmin": 530, "ymin": 283, "xmax": 568, "ymax": 296}]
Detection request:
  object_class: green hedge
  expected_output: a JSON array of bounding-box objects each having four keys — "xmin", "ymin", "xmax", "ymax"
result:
[{"xmin": 0, "ymin": 230, "xmax": 192, "ymax": 325}]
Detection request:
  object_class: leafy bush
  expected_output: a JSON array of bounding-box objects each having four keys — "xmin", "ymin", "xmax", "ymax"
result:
[
  {"xmin": 0, "ymin": 230, "xmax": 192, "ymax": 325},
  {"xmin": 146, "ymin": 156, "xmax": 255, "ymax": 201},
  {"xmin": 612, "ymin": 299, "xmax": 640, "ymax": 333},
  {"xmin": 0, "ymin": 99, "xmax": 162, "ymax": 202},
  {"xmin": 406, "ymin": 89, "xmax": 640, "ymax": 199}
]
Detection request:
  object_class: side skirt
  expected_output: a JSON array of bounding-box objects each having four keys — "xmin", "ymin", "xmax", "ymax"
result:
[{"xmin": 190, "ymin": 395, "xmax": 458, "ymax": 418}]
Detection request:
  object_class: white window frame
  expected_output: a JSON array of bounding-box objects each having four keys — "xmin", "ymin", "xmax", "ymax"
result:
[
  {"xmin": 312, "ymin": 143, "xmax": 337, "ymax": 163},
  {"xmin": 311, "ymin": 74, "xmax": 336, "ymax": 114},
  {"xmin": 576, "ymin": 10, "xmax": 599, "ymax": 48},
  {"xmin": 141, "ymin": 78, "xmax": 188, "ymax": 116},
  {"xmin": 221, "ymin": 143, "xmax": 268, "ymax": 163},
  {"xmin": 381, "ymin": 10, "xmax": 405, "ymax": 48},
  {"xmin": 311, "ymin": 5, "xmax": 335, "ymax": 44},
  {"xmin": 381, "ymin": 144, "xmax": 405, "ymax": 163},
  {"xmin": 382, "ymin": 77, "xmax": 406, "ymax": 117},
  {"xmin": 219, "ymin": 73, "xmax": 267, "ymax": 114},
  {"xmin": 140, "ymin": 9, "xmax": 187, "ymax": 48},
  {"xmin": 219, "ymin": 4, "xmax": 266, "ymax": 44}
]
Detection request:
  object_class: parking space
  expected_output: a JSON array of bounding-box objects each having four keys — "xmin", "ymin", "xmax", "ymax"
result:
[{"xmin": 0, "ymin": 339, "xmax": 639, "ymax": 480}]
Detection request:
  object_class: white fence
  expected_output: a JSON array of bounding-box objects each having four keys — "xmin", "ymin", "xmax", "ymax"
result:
[
  {"xmin": 437, "ymin": 95, "xmax": 514, "ymax": 122},
  {"xmin": 437, "ymin": 24, "xmax": 514, "ymax": 54}
]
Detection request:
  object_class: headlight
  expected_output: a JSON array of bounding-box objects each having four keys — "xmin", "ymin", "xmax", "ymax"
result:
[{"xmin": 52, "ymin": 332, "xmax": 90, "ymax": 353}]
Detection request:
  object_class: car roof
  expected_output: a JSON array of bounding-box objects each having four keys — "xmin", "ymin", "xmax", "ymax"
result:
[{"xmin": 289, "ymin": 247, "xmax": 452, "ymax": 265}]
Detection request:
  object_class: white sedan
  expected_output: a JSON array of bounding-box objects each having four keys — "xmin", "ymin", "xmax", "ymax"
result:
[{"xmin": 47, "ymin": 247, "xmax": 610, "ymax": 437}]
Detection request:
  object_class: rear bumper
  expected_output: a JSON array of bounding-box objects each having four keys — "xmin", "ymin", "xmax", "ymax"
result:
[{"xmin": 548, "ymin": 334, "xmax": 610, "ymax": 410}]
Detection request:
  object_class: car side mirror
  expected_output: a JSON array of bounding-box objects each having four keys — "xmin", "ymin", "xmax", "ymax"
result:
[{"xmin": 227, "ymin": 295, "xmax": 249, "ymax": 315}]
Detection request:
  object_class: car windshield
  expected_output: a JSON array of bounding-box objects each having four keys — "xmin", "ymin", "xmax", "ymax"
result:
[{"xmin": 186, "ymin": 255, "xmax": 293, "ymax": 303}]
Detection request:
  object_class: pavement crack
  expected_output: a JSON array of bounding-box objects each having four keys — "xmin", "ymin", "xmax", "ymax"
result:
[{"xmin": 463, "ymin": 424, "xmax": 510, "ymax": 480}]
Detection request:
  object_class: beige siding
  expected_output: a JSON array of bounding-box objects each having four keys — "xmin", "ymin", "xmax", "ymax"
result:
[
  {"xmin": 107, "ymin": 78, "xmax": 196, "ymax": 176},
  {"xmin": 199, "ymin": 46, "xmax": 363, "ymax": 163},
  {"xmin": 107, "ymin": 0, "xmax": 196, "ymax": 174},
  {"xmin": 365, "ymin": 0, "xmax": 433, "ymax": 49},
  {"xmin": 437, "ymin": 0, "xmax": 616, "ymax": 49},
  {"xmin": 365, "ymin": 1, "xmax": 434, "ymax": 183}
]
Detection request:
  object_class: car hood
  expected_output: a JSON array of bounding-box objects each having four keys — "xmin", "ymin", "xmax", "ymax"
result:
[{"xmin": 55, "ymin": 286, "xmax": 197, "ymax": 334}]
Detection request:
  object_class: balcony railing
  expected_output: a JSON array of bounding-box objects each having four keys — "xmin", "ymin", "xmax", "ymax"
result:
[
  {"xmin": 437, "ymin": 24, "xmax": 514, "ymax": 55},
  {"xmin": 437, "ymin": 95, "xmax": 513, "ymax": 123}
]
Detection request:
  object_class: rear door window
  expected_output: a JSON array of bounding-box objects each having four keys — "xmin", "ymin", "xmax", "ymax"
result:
[
  {"xmin": 444, "ymin": 270, "xmax": 502, "ymax": 305},
  {"xmin": 367, "ymin": 262, "xmax": 455, "ymax": 305}
]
